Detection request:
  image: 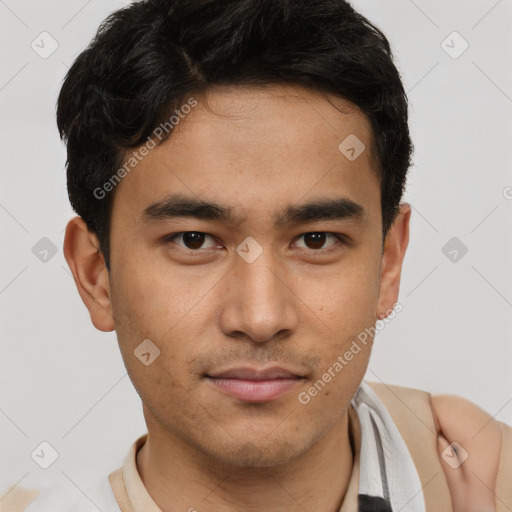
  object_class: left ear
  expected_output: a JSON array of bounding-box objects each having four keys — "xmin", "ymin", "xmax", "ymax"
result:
[{"xmin": 376, "ymin": 203, "xmax": 411, "ymax": 319}]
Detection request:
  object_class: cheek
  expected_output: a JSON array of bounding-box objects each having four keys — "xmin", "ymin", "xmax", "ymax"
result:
[
  {"xmin": 128, "ymin": 352, "xmax": 206, "ymax": 439},
  {"xmin": 110, "ymin": 251, "xmax": 198, "ymax": 337},
  {"xmin": 317, "ymin": 257, "xmax": 381, "ymax": 329},
  {"xmin": 299, "ymin": 322, "xmax": 374, "ymax": 417},
  {"xmin": 109, "ymin": 255, "xmax": 211, "ymax": 387},
  {"xmin": 305, "ymin": 254, "xmax": 381, "ymax": 392}
]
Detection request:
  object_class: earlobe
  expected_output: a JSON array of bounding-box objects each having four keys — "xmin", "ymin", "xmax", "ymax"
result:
[
  {"xmin": 63, "ymin": 216, "xmax": 115, "ymax": 332},
  {"xmin": 376, "ymin": 203, "xmax": 411, "ymax": 319}
]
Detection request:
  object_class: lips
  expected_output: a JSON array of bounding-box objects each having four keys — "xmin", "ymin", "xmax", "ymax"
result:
[
  {"xmin": 205, "ymin": 366, "xmax": 306, "ymax": 402},
  {"xmin": 208, "ymin": 366, "xmax": 302, "ymax": 380}
]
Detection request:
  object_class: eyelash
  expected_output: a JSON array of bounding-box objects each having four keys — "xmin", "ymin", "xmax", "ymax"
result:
[{"xmin": 162, "ymin": 231, "xmax": 349, "ymax": 253}]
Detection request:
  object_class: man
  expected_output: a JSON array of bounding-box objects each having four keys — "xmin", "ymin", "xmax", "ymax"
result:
[{"xmin": 5, "ymin": 0, "xmax": 511, "ymax": 510}]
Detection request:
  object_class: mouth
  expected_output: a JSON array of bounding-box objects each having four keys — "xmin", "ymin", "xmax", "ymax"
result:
[{"xmin": 205, "ymin": 366, "xmax": 307, "ymax": 403}]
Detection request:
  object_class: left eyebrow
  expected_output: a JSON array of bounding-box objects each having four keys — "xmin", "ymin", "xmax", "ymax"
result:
[
  {"xmin": 273, "ymin": 197, "xmax": 368, "ymax": 228},
  {"xmin": 140, "ymin": 193, "xmax": 368, "ymax": 227}
]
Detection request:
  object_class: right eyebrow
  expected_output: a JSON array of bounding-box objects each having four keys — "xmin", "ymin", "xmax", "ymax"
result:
[{"xmin": 140, "ymin": 193, "xmax": 246, "ymax": 226}]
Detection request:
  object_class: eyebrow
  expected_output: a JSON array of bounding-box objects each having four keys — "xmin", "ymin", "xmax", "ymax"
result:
[{"xmin": 141, "ymin": 193, "xmax": 367, "ymax": 227}]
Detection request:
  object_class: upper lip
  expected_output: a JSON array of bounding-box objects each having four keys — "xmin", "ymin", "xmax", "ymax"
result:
[{"xmin": 206, "ymin": 366, "xmax": 305, "ymax": 380}]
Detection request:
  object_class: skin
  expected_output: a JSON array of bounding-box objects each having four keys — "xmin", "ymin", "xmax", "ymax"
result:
[
  {"xmin": 433, "ymin": 395, "xmax": 501, "ymax": 512},
  {"xmin": 63, "ymin": 82, "xmax": 413, "ymax": 511}
]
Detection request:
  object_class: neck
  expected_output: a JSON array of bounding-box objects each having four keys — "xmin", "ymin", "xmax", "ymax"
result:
[{"xmin": 136, "ymin": 410, "xmax": 354, "ymax": 512}]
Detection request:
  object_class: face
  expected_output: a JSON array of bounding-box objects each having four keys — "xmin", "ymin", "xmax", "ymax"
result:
[{"xmin": 69, "ymin": 83, "xmax": 409, "ymax": 468}]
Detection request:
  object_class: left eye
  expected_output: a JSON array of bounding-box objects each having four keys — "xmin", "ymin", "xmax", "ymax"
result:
[{"xmin": 294, "ymin": 232, "xmax": 343, "ymax": 251}]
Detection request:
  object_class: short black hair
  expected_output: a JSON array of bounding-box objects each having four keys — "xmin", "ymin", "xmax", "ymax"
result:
[{"xmin": 57, "ymin": 0, "xmax": 413, "ymax": 271}]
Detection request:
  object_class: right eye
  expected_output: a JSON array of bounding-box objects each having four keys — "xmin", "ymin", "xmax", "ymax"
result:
[{"xmin": 163, "ymin": 231, "xmax": 223, "ymax": 251}]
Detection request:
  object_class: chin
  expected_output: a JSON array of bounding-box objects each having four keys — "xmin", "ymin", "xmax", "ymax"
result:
[{"xmin": 203, "ymin": 434, "xmax": 311, "ymax": 469}]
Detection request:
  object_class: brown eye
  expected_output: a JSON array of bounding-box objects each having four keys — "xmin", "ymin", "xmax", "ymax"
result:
[
  {"xmin": 304, "ymin": 233, "xmax": 326, "ymax": 249},
  {"xmin": 181, "ymin": 232, "xmax": 205, "ymax": 249},
  {"xmin": 295, "ymin": 232, "xmax": 342, "ymax": 251},
  {"xmin": 166, "ymin": 232, "xmax": 219, "ymax": 251}
]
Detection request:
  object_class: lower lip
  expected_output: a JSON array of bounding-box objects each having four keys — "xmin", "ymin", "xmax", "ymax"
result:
[{"xmin": 206, "ymin": 377, "xmax": 302, "ymax": 402}]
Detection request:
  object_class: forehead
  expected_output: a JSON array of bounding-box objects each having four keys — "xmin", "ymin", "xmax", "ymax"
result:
[
  {"xmin": 111, "ymin": 83, "xmax": 380, "ymax": 226},
  {"xmin": 179, "ymin": 83, "xmax": 374, "ymax": 160}
]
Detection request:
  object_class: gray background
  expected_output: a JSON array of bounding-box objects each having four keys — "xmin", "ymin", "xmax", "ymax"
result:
[{"xmin": 1, "ymin": 0, "xmax": 511, "ymax": 500}]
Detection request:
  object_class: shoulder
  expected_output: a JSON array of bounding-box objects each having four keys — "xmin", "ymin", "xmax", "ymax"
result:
[
  {"xmin": 0, "ymin": 474, "xmax": 120, "ymax": 512},
  {"xmin": 0, "ymin": 486, "xmax": 40, "ymax": 512},
  {"xmin": 430, "ymin": 393, "xmax": 503, "ymax": 512},
  {"xmin": 366, "ymin": 381, "xmax": 511, "ymax": 511}
]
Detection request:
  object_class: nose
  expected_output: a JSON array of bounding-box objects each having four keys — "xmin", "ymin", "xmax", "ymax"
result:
[{"xmin": 219, "ymin": 247, "xmax": 298, "ymax": 343}]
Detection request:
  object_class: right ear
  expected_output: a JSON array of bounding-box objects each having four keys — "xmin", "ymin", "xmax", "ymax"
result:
[{"xmin": 63, "ymin": 216, "xmax": 115, "ymax": 332}]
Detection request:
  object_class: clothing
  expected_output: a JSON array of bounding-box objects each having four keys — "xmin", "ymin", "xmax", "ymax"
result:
[
  {"xmin": 350, "ymin": 383, "xmax": 426, "ymax": 511},
  {"xmin": 3, "ymin": 380, "xmax": 511, "ymax": 512}
]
